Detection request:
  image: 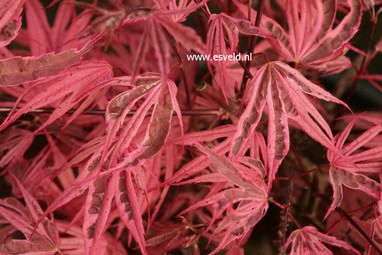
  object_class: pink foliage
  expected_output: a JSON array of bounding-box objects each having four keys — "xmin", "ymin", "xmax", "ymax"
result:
[{"xmin": 0, "ymin": 0, "xmax": 382, "ymax": 254}]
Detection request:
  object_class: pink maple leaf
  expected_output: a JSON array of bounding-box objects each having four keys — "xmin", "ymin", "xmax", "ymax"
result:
[
  {"xmin": 231, "ymin": 61, "xmax": 346, "ymax": 189},
  {"xmin": 234, "ymin": 0, "xmax": 362, "ymax": 74},
  {"xmin": 285, "ymin": 226, "xmax": 360, "ymax": 255},
  {"xmin": 326, "ymin": 118, "xmax": 382, "ymax": 217},
  {"xmin": 177, "ymin": 143, "xmax": 268, "ymax": 254},
  {"xmin": 0, "ymin": 0, "xmax": 24, "ymax": 48}
]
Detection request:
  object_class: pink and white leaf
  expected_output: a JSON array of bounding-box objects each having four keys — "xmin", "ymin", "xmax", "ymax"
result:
[
  {"xmin": 83, "ymin": 175, "xmax": 114, "ymax": 255},
  {"xmin": 25, "ymin": 0, "xmax": 53, "ymax": 55},
  {"xmin": 0, "ymin": 61, "xmax": 112, "ymax": 132},
  {"xmin": 0, "ymin": 0, "xmax": 24, "ymax": 47},
  {"xmin": 285, "ymin": 226, "xmax": 360, "ymax": 255},
  {"xmin": 0, "ymin": 45, "xmax": 91, "ymax": 86},
  {"xmin": 326, "ymin": 120, "xmax": 382, "ymax": 216},
  {"xmin": 232, "ymin": 61, "xmax": 344, "ymax": 189}
]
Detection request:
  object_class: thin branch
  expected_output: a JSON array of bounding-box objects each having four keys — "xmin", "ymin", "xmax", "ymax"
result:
[
  {"xmin": 318, "ymin": 194, "xmax": 382, "ymax": 255},
  {"xmin": 278, "ymin": 177, "xmax": 294, "ymax": 254},
  {"xmin": 292, "ymin": 164, "xmax": 330, "ymax": 180},
  {"xmin": 0, "ymin": 107, "xmax": 222, "ymax": 116},
  {"xmin": 164, "ymin": 29, "xmax": 192, "ymax": 108},
  {"xmin": 239, "ymin": 0, "xmax": 265, "ymax": 96}
]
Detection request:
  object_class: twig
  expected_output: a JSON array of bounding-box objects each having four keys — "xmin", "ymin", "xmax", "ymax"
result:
[
  {"xmin": 318, "ymin": 194, "xmax": 382, "ymax": 255},
  {"xmin": 164, "ymin": 30, "xmax": 192, "ymax": 108},
  {"xmin": 0, "ymin": 107, "xmax": 222, "ymax": 116},
  {"xmin": 239, "ymin": 0, "xmax": 265, "ymax": 96},
  {"xmin": 278, "ymin": 177, "xmax": 294, "ymax": 254}
]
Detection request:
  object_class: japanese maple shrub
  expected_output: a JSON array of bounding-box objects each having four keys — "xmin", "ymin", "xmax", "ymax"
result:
[{"xmin": 0, "ymin": 0, "xmax": 382, "ymax": 254}]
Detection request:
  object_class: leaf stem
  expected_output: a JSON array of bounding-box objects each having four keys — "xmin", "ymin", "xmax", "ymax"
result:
[
  {"xmin": 292, "ymin": 164, "xmax": 330, "ymax": 180},
  {"xmin": 0, "ymin": 107, "xmax": 222, "ymax": 116},
  {"xmin": 163, "ymin": 29, "xmax": 192, "ymax": 108},
  {"xmin": 318, "ymin": 194, "xmax": 382, "ymax": 255},
  {"xmin": 239, "ymin": 0, "xmax": 265, "ymax": 96}
]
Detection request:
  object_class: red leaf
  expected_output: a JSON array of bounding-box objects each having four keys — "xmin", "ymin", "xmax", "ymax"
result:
[
  {"xmin": 0, "ymin": 61, "xmax": 112, "ymax": 132},
  {"xmin": 326, "ymin": 119, "xmax": 382, "ymax": 217},
  {"xmin": 25, "ymin": 0, "xmax": 53, "ymax": 55},
  {"xmin": 0, "ymin": 44, "xmax": 91, "ymax": 86},
  {"xmin": 0, "ymin": 128, "xmax": 34, "ymax": 170},
  {"xmin": 151, "ymin": 19, "xmax": 171, "ymax": 76},
  {"xmin": 105, "ymin": 75, "xmax": 181, "ymax": 169},
  {"xmin": 39, "ymin": 150, "xmax": 104, "ymax": 223},
  {"xmin": 195, "ymin": 144, "xmax": 262, "ymax": 190},
  {"xmin": 0, "ymin": 0, "xmax": 24, "ymax": 47},
  {"xmin": 139, "ymin": 85, "xmax": 174, "ymax": 159},
  {"xmin": 51, "ymin": 0, "xmax": 74, "ymax": 48},
  {"xmin": 0, "ymin": 182, "xmax": 58, "ymax": 254},
  {"xmin": 231, "ymin": 61, "xmax": 345, "ymax": 189},
  {"xmin": 113, "ymin": 170, "xmax": 148, "ymax": 255},
  {"xmin": 285, "ymin": 226, "xmax": 360, "ymax": 255},
  {"xmin": 155, "ymin": 15, "xmax": 205, "ymax": 54},
  {"xmin": 367, "ymin": 216, "xmax": 382, "ymax": 255},
  {"xmin": 156, "ymin": 0, "xmax": 208, "ymax": 22},
  {"xmin": 234, "ymin": 0, "xmax": 362, "ymax": 74},
  {"xmin": 177, "ymin": 144, "xmax": 268, "ymax": 254},
  {"xmin": 83, "ymin": 175, "xmax": 114, "ymax": 255}
]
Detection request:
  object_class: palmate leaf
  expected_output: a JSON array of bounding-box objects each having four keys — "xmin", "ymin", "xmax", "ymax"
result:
[
  {"xmin": 234, "ymin": 0, "xmax": 362, "ymax": 73},
  {"xmin": 231, "ymin": 61, "xmax": 346, "ymax": 189},
  {"xmin": 326, "ymin": 119, "xmax": 382, "ymax": 217},
  {"xmin": 37, "ymin": 146, "xmax": 144, "ymax": 255},
  {"xmin": 0, "ymin": 202, "xmax": 58, "ymax": 255},
  {"xmin": 131, "ymin": 9, "xmax": 206, "ymax": 78},
  {"xmin": 0, "ymin": 175, "xmax": 126, "ymax": 255},
  {"xmin": 36, "ymin": 74, "xmax": 182, "ymax": 255},
  {"xmin": 167, "ymin": 125, "xmax": 267, "ymax": 188},
  {"xmin": 166, "ymin": 125, "xmax": 236, "ymax": 185},
  {"xmin": 128, "ymin": 17, "xmax": 172, "ymax": 78},
  {"xmin": 196, "ymin": 144, "xmax": 264, "ymax": 190},
  {"xmin": 104, "ymin": 74, "xmax": 182, "ymax": 169},
  {"xmin": 146, "ymin": 220, "xmax": 193, "ymax": 253},
  {"xmin": 163, "ymin": 126, "xmax": 267, "ymax": 254},
  {"xmin": 205, "ymin": 13, "xmax": 237, "ymax": 101},
  {"xmin": 24, "ymin": 0, "xmax": 88, "ymax": 53},
  {"xmin": 23, "ymin": 0, "xmax": 102, "ymax": 54},
  {"xmin": 50, "ymin": 0, "xmax": 73, "ymax": 48},
  {"xmin": 0, "ymin": 0, "xmax": 24, "ymax": 48},
  {"xmin": 154, "ymin": 0, "xmax": 206, "ymax": 52},
  {"xmin": 285, "ymin": 226, "xmax": 360, "ymax": 255},
  {"xmin": 0, "ymin": 61, "xmax": 113, "ymax": 132},
  {"xmin": 205, "ymin": 13, "xmax": 274, "ymax": 100},
  {"xmin": 75, "ymin": 153, "xmax": 159, "ymax": 255},
  {"xmin": 82, "ymin": 172, "xmax": 140, "ymax": 255},
  {"xmin": 155, "ymin": 0, "xmax": 208, "ymax": 22},
  {"xmin": 177, "ymin": 144, "xmax": 268, "ymax": 254},
  {"xmin": 0, "ymin": 0, "xmax": 377, "ymax": 254},
  {"xmin": 0, "ymin": 176, "xmax": 58, "ymax": 255},
  {"xmin": 155, "ymin": 14, "xmax": 205, "ymax": 54},
  {"xmin": 284, "ymin": 0, "xmax": 361, "ymax": 63}
]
